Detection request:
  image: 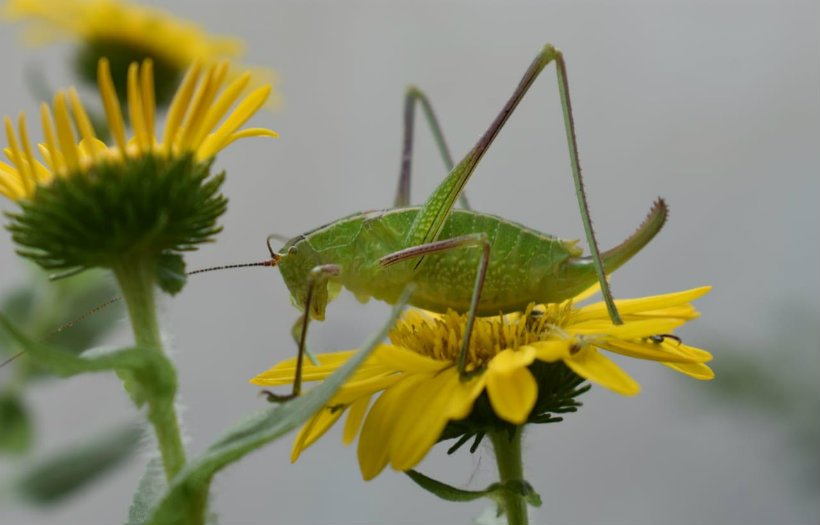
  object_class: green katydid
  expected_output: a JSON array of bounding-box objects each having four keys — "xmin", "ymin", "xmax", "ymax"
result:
[{"xmin": 261, "ymin": 43, "xmax": 667, "ymax": 399}]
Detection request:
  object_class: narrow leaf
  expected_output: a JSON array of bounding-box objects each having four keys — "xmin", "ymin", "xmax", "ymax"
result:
[
  {"xmin": 406, "ymin": 470, "xmax": 542, "ymax": 508},
  {"xmin": 12, "ymin": 423, "xmax": 142, "ymax": 504},
  {"xmin": 406, "ymin": 469, "xmax": 495, "ymax": 502},
  {"xmin": 0, "ymin": 314, "xmax": 174, "ymax": 395}
]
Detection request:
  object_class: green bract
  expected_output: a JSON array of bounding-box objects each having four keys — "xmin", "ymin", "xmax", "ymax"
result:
[{"xmin": 6, "ymin": 153, "xmax": 226, "ymax": 294}]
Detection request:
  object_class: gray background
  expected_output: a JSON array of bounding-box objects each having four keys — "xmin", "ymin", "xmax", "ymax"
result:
[{"xmin": 1, "ymin": 1, "xmax": 818, "ymax": 523}]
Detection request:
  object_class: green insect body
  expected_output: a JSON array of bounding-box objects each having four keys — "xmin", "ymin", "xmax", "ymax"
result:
[
  {"xmin": 278, "ymin": 204, "xmax": 665, "ymax": 320},
  {"xmin": 261, "ymin": 43, "xmax": 670, "ymax": 399}
]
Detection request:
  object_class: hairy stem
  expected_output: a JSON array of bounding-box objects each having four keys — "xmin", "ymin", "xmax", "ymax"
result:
[
  {"xmin": 113, "ymin": 256, "xmax": 186, "ymax": 481},
  {"xmin": 490, "ymin": 427, "xmax": 528, "ymax": 525}
]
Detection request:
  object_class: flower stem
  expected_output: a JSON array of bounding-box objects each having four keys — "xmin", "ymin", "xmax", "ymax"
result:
[
  {"xmin": 489, "ymin": 427, "xmax": 528, "ymax": 525},
  {"xmin": 113, "ymin": 256, "xmax": 186, "ymax": 481}
]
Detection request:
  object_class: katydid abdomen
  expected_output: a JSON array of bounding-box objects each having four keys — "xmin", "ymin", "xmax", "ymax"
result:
[{"xmin": 277, "ymin": 201, "xmax": 665, "ymax": 319}]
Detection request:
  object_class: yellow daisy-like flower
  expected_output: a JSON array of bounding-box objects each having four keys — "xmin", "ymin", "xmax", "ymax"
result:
[
  {"xmin": 2, "ymin": 57, "xmax": 275, "ymax": 284},
  {"xmin": 1, "ymin": 58, "xmax": 276, "ymax": 201},
  {"xmin": 252, "ymin": 286, "xmax": 714, "ymax": 480},
  {"xmin": 2, "ymin": 0, "xmax": 277, "ymax": 106}
]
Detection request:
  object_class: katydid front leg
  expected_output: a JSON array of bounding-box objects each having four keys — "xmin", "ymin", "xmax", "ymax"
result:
[
  {"xmin": 261, "ymin": 264, "xmax": 340, "ymax": 402},
  {"xmin": 394, "ymin": 86, "xmax": 470, "ymax": 210},
  {"xmin": 380, "ymin": 233, "xmax": 490, "ymax": 377},
  {"xmin": 404, "ymin": 43, "xmax": 624, "ymax": 325}
]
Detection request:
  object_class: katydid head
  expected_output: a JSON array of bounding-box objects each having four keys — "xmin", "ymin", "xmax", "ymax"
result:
[{"xmin": 275, "ymin": 242, "xmax": 342, "ymax": 321}]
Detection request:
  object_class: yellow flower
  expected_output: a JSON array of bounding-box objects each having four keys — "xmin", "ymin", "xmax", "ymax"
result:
[
  {"xmin": 2, "ymin": 0, "xmax": 277, "ymax": 106},
  {"xmin": 2, "ymin": 57, "xmax": 275, "ymax": 285},
  {"xmin": 251, "ymin": 286, "xmax": 714, "ymax": 480},
  {"xmin": 1, "ymin": 58, "xmax": 276, "ymax": 201}
]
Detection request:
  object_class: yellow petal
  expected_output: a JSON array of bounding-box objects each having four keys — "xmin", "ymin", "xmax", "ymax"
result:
[
  {"xmin": 596, "ymin": 339, "xmax": 708, "ymax": 363},
  {"xmin": 661, "ymin": 361, "xmax": 715, "ymax": 380},
  {"xmin": 330, "ymin": 374, "xmax": 404, "ymax": 405},
  {"xmin": 343, "ymin": 396, "xmax": 372, "ymax": 445},
  {"xmin": 140, "ymin": 59, "xmax": 156, "ymax": 145},
  {"xmin": 250, "ymin": 350, "xmax": 359, "ymax": 385},
  {"xmin": 4, "ymin": 116, "xmax": 31, "ymax": 191},
  {"xmin": 96, "ymin": 59, "xmax": 127, "ymax": 158},
  {"xmin": 196, "ymin": 84, "xmax": 271, "ymax": 159},
  {"xmin": 194, "ymin": 72, "xmax": 251, "ymax": 146},
  {"xmin": 291, "ymin": 406, "xmax": 345, "ymax": 462},
  {"xmin": 486, "ymin": 364, "xmax": 537, "ymax": 424},
  {"xmin": 626, "ymin": 304, "xmax": 700, "ymax": 321},
  {"xmin": 126, "ymin": 62, "xmax": 149, "ymax": 153},
  {"xmin": 68, "ymin": 88, "xmax": 101, "ymax": 156},
  {"xmin": 570, "ymin": 318, "xmax": 685, "ymax": 339},
  {"xmin": 445, "ymin": 373, "xmax": 487, "ymax": 420},
  {"xmin": 39, "ymin": 102, "xmax": 64, "ymax": 173},
  {"xmin": 565, "ymin": 346, "xmax": 640, "ymax": 396},
  {"xmin": 573, "ymin": 287, "xmax": 712, "ymax": 322},
  {"xmin": 178, "ymin": 62, "xmax": 224, "ymax": 150},
  {"xmin": 358, "ymin": 374, "xmax": 425, "ymax": 480},
  {"xmin": 163, "ymin": 60, "xmax": 203, "ymax": 154},
  {"xmin": 530, "ymin": 340, "xmax": 571, "ymax": 362},
  {"xmin": 16, "ymin": 114, "xmax": 41, "ymax": 185},
  {"xmin": 373, "ymin": 344, "xmax": 449, "ymax": 373},
  {"xmin": 200, "ymin": 127, "xmax": 278, "ymax": 153},
  {"xmin": 487, "ymin": 346, "xmax": 537, "ymax": 374},
  {"xmin": 389, "ymin": 369, "xmax": 468, "ymax": 471}
]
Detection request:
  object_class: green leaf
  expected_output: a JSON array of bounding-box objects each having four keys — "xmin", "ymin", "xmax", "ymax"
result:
[
  {"xmin": 0, "ymin": 314, "xmax": 174, "ymax": 389},
  {"xmin": 12, "ymin": 423, "xmax": 142, "ymax": 504},
  {"xmin": 145, "ymin": 289, "xmax": 414, "ymax": 525},
  {"xmin": 0, "ymin": 313, "xmax": 177, "ymax": 418},
  {"xmin": 406, "ymin": 470, "xmax": 542, "ymax": 508},
  {"xmin": 127, "ymin": 456, "xmax": 167, "ymax": 525},
  {"xmin": 0, "ymin": 392, "xmax": 33, "ymax": 454}
]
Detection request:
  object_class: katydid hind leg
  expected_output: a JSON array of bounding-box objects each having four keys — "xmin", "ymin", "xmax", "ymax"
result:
[
  {"xmin": 380, "ymin": 232, "xmax": 490, "ymax": 376},
  {"xmin": 553, "ymin": 53, "xmax": 623, "ymax": 324},
  {"xmin": 404, "ymin": 44, "xmax": 623, "ymax": 324},
  {"xmin": 394, "ymin": 86, "xmax": 470, "ymax": 210}
]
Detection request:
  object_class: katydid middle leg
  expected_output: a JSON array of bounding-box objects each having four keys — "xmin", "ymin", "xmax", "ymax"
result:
[
  {"xmin": 380, "ymin": 232, "xmax": 491, "ymax": 377},
  {"xmin": 403, "ymin": 44, "xmax": 625, "ymax": 325},
  {"xmin": 394, "ymin": 86, "xmax": 470, "ymax": 210}
]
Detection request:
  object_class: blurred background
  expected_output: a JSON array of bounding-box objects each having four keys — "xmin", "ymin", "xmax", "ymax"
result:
[{"xmin": 0, "ymin": 1, "xmax": 817, "ymax": 523}]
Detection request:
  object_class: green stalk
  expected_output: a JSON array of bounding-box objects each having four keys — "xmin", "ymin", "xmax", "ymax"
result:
[
  {"xmin": 113, "ymin": 256, "xmax": 186, "ymax": 481},
  {"xmin": 489, "ymin": 427, "xmax": 528, "ymax": 525}
]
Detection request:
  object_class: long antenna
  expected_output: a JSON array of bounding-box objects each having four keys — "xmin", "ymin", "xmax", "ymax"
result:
[{"xmin": 186, "ymin": 260, "xmax": 276, "ymax": 276}]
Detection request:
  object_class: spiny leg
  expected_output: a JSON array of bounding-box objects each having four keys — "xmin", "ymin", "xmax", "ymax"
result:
[
  {"xmin": 394, "ymin": 86, "xmax": 470, "ymax": 210},
  {"xmin": 404, "ymin": 44, "xmax": 623, "ymax": 324},
  {"xmin": 553, "ymin": 52, "xmax": 622, "ymax": 324},
  {"xmin": 380, "ymin": 233, "xmax": 490, "ymax": 376},
  {"xmin": 261, "ymin": 264, "xmax": 340, "ymax": 402}
]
